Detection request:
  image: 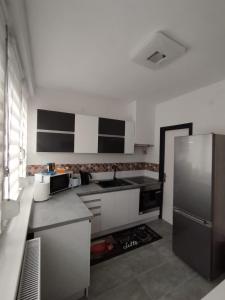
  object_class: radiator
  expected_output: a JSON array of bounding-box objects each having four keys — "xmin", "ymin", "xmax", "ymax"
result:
[{"xmin": 17, "ymin": 238, "xmax": 41, "ymax": 300}]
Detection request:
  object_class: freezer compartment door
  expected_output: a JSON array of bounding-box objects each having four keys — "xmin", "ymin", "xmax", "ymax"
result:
[
  {"xmin": 173, "ymin": 209, "xmax": 212, "ymax": 279},
  {"xmin": 174, "ymin": 134, "xmax": 213, "ymax": 221}
]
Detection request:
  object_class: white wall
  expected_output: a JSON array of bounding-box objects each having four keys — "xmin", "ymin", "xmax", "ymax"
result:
[
  {"xmin": 27, "ymin": 88, "xmax": 149, "ymax": 165},
  {"xmin": 152, "ymin": 79, "xmax": 225, "ymax": 163}
]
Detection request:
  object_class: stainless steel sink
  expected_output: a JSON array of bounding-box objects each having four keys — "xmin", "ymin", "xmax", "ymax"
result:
[{"xmin": 97, "ymin": 179, "xmax": 132, "ymax": 188}]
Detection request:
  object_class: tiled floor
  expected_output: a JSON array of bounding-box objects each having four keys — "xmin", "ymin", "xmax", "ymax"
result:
[{"xmin": 83, "ymin": 220, "xmax": 224, "ymax": 300}]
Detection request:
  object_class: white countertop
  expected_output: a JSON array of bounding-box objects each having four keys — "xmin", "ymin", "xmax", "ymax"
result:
[{"xmin": 0, "ymin": 185, "xmax": 34, "ymax": 300}]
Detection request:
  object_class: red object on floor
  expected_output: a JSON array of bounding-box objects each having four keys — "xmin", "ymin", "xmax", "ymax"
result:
[{"xmin": 91, "ymin": 240, "xmax": 113, "ymax": 255}]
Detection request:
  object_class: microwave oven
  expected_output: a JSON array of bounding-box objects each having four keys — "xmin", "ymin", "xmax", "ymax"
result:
[{"xmin": 35, "ymin": 172, "xmax": 72, "ymax": 194}]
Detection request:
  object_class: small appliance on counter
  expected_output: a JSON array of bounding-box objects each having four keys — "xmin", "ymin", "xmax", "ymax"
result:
[
  {"xmin": 70, "ymin": 175, "xmax": 80, "ymax": 188},
  {"xmin": 35, "ymin": 172, "xmax": 72, "ymax": 195},
  {"xmin": 79, "ymin": 170, "xmax": 92, "ymax": 185}
]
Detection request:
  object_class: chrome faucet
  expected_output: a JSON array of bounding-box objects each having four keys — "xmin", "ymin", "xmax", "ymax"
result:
[{"xmin": 112, "ymin": 165, "xmax": 118, "ymax": 180}]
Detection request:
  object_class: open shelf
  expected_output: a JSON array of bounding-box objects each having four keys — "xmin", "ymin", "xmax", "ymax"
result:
[{"xmin": 134, "ymin": 143, "xmax": 154, "ymax": 154}]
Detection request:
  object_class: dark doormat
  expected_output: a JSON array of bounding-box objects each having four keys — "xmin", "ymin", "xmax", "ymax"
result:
[{"xmin": 91, "ymin": 224, "xmax": 162, "ymax": 265}]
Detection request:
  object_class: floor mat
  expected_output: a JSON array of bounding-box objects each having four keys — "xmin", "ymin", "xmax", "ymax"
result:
[{"xmin": 91, "ymin": 224, "xmax": 162, "ymax": 265}]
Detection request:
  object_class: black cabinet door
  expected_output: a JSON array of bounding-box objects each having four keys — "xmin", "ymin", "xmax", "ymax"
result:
[
  {"xmin": 37, "ymin": 109, "xmax": 75, "ymax": 132},
  {"xmin": 98, "ymin": 136, "xmax": 124, "ymax": 153},
  {"xmin": 98, "ymin": 118, "xmax": 125, "ymax": 136},
  {"xmin": 37, "ymin": 132, "xmax": 74, "ymax": 152}
]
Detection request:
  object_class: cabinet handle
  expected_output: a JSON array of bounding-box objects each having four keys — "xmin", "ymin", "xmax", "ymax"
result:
[
  {"xmin": 89, "ymin": 206, "xmax": 101, "ymax": 210},
  {"xmin": 93, "ymin": 213, "xmax": 101, "ymax": 217},
  {"xmin": 83, "ymin": 199, "xmax": 101, "ymax": 204}
]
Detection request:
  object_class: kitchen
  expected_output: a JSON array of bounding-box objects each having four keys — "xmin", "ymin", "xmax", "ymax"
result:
[{"xmin": 1, "ymin": 1, "xmax": 225, "ymax": 300}]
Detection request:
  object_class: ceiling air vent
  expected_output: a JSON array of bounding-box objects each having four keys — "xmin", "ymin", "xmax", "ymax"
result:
[{"xmin": 130, "ymin": 31, "xmax": 187, "ymax": 70}]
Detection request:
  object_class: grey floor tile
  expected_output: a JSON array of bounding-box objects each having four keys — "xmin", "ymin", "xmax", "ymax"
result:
[
  {"xmin": 159, "ymin": 274, "xmax": 217, "ymax": 300},
  {"xmin": 89, "ymin": 279, "xmax": 151, "ymax": 300},
  {"xmin": 137, "ymin": 259, "xmax": 195, "ymax": 300},
  {"xmin": 122, "ymin": 244, "xmax": 168, "ymax": 274},
  {"xmin": 89, "ymin": 256, "xmax": 135, "ymax": 297},
  {"xmin": 87, "ymin": 220, "xmax": 222, "ymax": 300}
]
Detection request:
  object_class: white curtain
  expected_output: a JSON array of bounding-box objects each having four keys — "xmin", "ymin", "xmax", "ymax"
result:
[
  {"xmin": 0, "ymin": 6, "xmax": 6, "ymax": 231},
  {"xmin": 4, "ymin": 34, "xmax": 27, "ymax": 201}
]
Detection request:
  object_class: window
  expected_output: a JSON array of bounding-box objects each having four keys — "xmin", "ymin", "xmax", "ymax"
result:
[
  {"xmin": 0, "ymin": 2, "xmax": 28, "ymax": 233},
  {"xmin": 3, "ymin": 32, "xmax": 28, "ymax": 201}
]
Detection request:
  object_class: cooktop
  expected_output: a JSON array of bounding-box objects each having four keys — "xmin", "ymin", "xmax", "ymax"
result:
[{"xmin": 128, "ymin": 176, "xmax": 158, "ymax": 185}]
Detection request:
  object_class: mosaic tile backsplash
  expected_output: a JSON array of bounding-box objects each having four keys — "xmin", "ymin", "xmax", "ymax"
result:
[{"xmin": 27, "ymin": 162, "xmax": 159, "ymax": 176}]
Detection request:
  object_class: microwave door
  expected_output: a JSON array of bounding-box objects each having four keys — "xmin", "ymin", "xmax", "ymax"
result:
[{"xmin": 50, "ymin": 174, "xmax": 70, "ymax": 194}]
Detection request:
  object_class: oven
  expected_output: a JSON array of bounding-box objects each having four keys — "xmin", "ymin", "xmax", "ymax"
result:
[{"xmin": 139, "ymin": 186, "xmax": 162, "ymax": 214}]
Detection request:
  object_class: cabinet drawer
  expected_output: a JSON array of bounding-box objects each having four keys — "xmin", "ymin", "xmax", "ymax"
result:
[
  {"xmin": 87, "ymin": 206, "xmax": 101, "ymax": 215},
  {"xmin": 80, "ymin": 194, "xmax": 102, "ymax": 202}
]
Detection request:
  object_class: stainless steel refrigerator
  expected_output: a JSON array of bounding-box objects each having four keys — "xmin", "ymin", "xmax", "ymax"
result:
[{"xmin": 173, "ymin": 134, "xmax": 225, "ymax": 280}]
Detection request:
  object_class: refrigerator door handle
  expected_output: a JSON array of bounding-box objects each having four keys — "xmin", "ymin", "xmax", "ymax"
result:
[{"xmin": 174, "ymin": 208, "xmax": 212, "ymax": 228}]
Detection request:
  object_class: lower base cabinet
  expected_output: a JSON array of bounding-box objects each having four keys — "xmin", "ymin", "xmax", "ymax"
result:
[
  {"xmin": 101, "ymin": 189, "xmax": 140, "ymax": 231},
  {"xmin": 81, "ymin": 188, "xmax": 159, "ymax": 236},
  {"xmin": 34, "ymin": 220, "xmax": 91, "ymax": 300}
]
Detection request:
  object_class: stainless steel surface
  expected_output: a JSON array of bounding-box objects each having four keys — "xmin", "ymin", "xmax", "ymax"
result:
[
  {"xmin": 97, "ymin": 179, "xmax": 132, "ymax": 188},
  {"xmin": 173, "ymin": 134, "xmax": 225, "ymax": 279},
  {"xmin": 173, "ymin": 210, "xmax": 212, "ymax": 279},
  {"xmin": 128, "ymin": 176, "xmax": 159, "ymax": 185},
  {"xmin": 174, "ymin": 134, "xmax": 213, "ymax": 222},
  {"xmin": 173, "ymin": 208, "xmax": 212, "ymax": 227}
]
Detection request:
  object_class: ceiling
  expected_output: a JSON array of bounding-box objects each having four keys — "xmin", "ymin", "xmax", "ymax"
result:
[{"xmin": 25, "ymin": 0, "xmax": 225, "ymax": 103}]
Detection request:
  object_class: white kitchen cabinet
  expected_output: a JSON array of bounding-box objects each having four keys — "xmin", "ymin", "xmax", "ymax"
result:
[
  {"xmin": 125, "ymin": 121, "xmax": 135, "ymax": 154},
  {"xmin": 101, "ymin": 192, "xmax": 118, "ymax": 231},
  {"xmin": 80, "ymin": 194, "xmax": 102, "ymax": 235},
  {"xmin": 127, "ymin": 188, "xmax": 140, "ymax": 223},
  {"xmin": 34, "ymin": 220, "xmax": 91, "ymax": 300},
  {"xmin": 75, "ymin": 114, "xmax": 98, "ymax": 153},
  {"xmin": 101, "ymin": 189, "xmax": 139, "ymax": 231}
]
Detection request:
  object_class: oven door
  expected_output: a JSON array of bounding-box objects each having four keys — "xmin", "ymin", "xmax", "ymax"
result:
[
  {"xmin": 50, "ymin": 174, "xmax": 71, "ymax": 194},
  {"xmin": 139, "ymin": 189, "xmax": 162, "ymax": 214}
]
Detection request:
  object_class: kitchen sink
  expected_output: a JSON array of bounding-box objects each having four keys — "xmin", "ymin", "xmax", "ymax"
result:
[{"xmin": 97, "ymin": 179, "xmax": 132, "ymax": 188}]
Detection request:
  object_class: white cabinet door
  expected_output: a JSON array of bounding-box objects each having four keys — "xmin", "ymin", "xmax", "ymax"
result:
[
  {"xmin": 34, "ymin": 220, "xmax": 91, "ymax": 300},
  {"xmin": 128, "ymin": 188, "xmax": 140, "ymax": 223},
  {"xmin": 101, "ymin": 192, "xmax": 117, "ymax": 231},
  {"xmin": 101, "ymin": 189, "xmax": 139, "ymax": 231},
  {"xmin": 75, "ymin": 114, "xmax": 98, "ymax": 153},
  {"xmin": 125, "ymin": 121, "xmax": 135, "ymax": 154},
  {"xmin": 114, "ymin": 190, "xmax": 129, "ymax": 227}
]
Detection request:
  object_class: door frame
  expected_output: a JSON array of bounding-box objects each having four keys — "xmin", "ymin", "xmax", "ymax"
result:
[{"xmin": 158, "ymin": 122, "xmax": 193, "ymax": 218}]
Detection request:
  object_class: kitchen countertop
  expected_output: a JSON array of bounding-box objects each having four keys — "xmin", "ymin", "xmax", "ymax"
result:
[
  {"xmin": 0, "ymin": 185, "xmax": 34, "ymax": 300},
  {"xmin": 29, "ymin": 176, "xmax": 161, "ymax": 233}
]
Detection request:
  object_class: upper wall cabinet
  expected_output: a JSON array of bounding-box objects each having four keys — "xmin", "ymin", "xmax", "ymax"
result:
[
  {"xmin": 37, "ymin": 132, "xmax": 74, "ymax": 152},
  {"xmin": 75, "ymin": 114, "xmax": 98, "ymax": 153},
  {"xmin": 98, "ymin": 117, "xmax": 126, "ymax": 153},
  {"xmin": 98, "ymin": 136, "xmax": 124, "ymax": 153},
  {"xmin": 37, "ymin": 109, "xmax": 75, "ymax": 152},
  {"xmin": 125, "ymin": 121, "xmax": 135, "ymax": 154},
  {"xmin": 98, "ymin": 118, "xmax": 125, "ymax": 136},
  {"xmin": 37, "ymin": 109, "xmax": 75, "ymax": 132},
  {"xmin": 36, "ymin": 109, "xmax": 135, "ymax": 154}
]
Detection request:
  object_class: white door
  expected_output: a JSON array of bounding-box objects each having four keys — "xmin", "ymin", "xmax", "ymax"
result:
[
  {"xmin": 163, "ymin": 128, "xmax": 189, "ymax": 224},
  {"xmin": 74, "ymin": 114, "xmax": 98, "ymax": 153}
]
